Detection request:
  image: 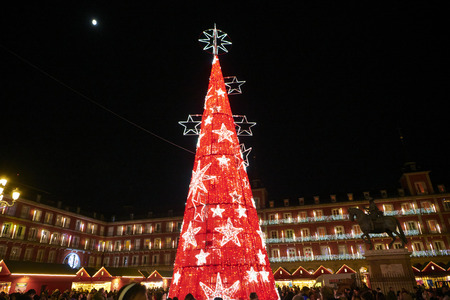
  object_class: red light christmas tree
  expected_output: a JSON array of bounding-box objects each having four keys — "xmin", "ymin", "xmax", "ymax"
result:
[{"xmin": 169, "ymin": 37, "xmax": 279, "ymax": 299}]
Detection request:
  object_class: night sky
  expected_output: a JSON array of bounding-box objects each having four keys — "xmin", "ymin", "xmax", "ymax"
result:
[{"xmin": 1, "ymin": 2, "xmax": 449, "ymax": 217}]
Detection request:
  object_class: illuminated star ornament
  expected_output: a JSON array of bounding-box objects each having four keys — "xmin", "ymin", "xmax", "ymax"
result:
[
  {"xmin": 246, "ymin": 267, "xmax": 259, "ymax": 283},
  {"xmin": 198, "ymin": 24, "xmax": 232, "ymax": 55},
  {"xmin": 211, "ymin": 205, "xmax": 225, "ymax": 218},
  {"xmin": 179, "ymin": 115, "xmax": 202, "ymax": 135},
  {"xmin": 215, "ymin": 218, "xmax": 244, "ymax": 247},
  {"xmin": 195, "ymin": 249, "xmax": 210, "ymax": 266},
  {"xmin": 224, "ymin": 76, "xmax": 246, "ymax": 95},
  {"xmin": 188, "ymin": 162, "xmax": 215, "ymax": 198},
  {"xmin": 257, "ymin": 250, "xmax": 266, "ymax": 265},
  {"xmin": 213, "ymin": 123, "xmax": 234, "ymax": 143},
  {"xmin": 182, "ymin": 222, "xmax": 201, "ymax": 250},
  {"xmin": 173, "ymin": 271, "xmax": 181, "ymax": 285},
  {"xmin": 199, "ymin": 273, "xmax": 240, "ymax": 300},
  {"xmin": 235, "ymin": 115, "xmax": 256, "ymax": 136}
]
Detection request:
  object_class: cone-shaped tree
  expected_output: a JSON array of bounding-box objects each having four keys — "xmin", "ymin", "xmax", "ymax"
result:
[{"xmin": 169, "ymin": 56, "xmax": 279, "ymax": 300}]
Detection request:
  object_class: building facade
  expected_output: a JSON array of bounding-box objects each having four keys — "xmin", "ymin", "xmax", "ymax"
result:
[{"xmin": 1, "ymin": 167, "xmax": 449, "ymax": 287}]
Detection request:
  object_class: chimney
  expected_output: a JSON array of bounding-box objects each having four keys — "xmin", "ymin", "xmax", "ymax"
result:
[
  {"xmin": 314, "ymin": 196, "xmax": 320, "ymax": 204},
  {"xmin": 347, "ymin": 193, "xmax": 354, "ymax": 201},
  {"xmin": 298, "ymin": 197, "xmax": 304, "ymax": 205}
]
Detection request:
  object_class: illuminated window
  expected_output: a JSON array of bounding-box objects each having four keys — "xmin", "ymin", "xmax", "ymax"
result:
[
  {"xmin": 298, "ymin": 211, "xmax": 307, "ymax": 220},
  {"xmin": 303, "ymin": 247, "xmax": 313, "ymax": 257},
  {"xmin": 155, "ymin": 223, "xmax": 161, "ymax": 233},
  {"xmin": 313, "ymin": 210, "xmax": 323, "ymax": 219},
  {"xmin": 103, "ymin": 257, "xmax": 110, "ymax": 267},
  {"xmin": 433, "ymin": 241, "xmax": 445, "ymax": 251},
  {"xmin": 164, "ymin": 253, "xmax": 171, "ymax": 265},
  {"xmin": 132, "ymin": 255, "xmax": 139, "ymax": 266},
  {"xmin": 320, "ymin": 245, "xmax": 330, "ymax": 255},
  {"xmin": 113, "ymin": 257, "xmax": 120, "ymax": 267},
  {"xmin": 123, "ymin": 256, "xmax": 129, "ymax": 267},
  {"xmin": 166, "ymin": 222, "xmax": 173, "ymax": 232},
  {"xmin": 300, "ymin": 228, "xmax": 310, "ymax": 237},
  {"xmin": 287, "ymin": 248, "xmax": 296, "ymax": 258},
  {"xmin": 393, "ymin": 243, "xmax": 403, "ymax": 249},
  {"xmin": 154, "ymin": 238, "xmax": 161, "ymax": 249},
  {"xmin": 374, "ymin": 243, "xmax": 385, "ymax": 250},
  {"xmin": 414, "ymin": 182, "xmax": 428, "ymax": 195},
  {"xmin": 406, "ymin": 221, "xmax": 417, "ymax": 231},
  {"xmin": 165, "ymin": 237, "xmax": 172, "ymax": 248},
  {"xmin": 9, "ymin": 247, "xmax": 21, "ymax": 260},
  {"xmin": 107, "ymin": 227, "xmax": 114, "ymax": 236},
  {"xmin": 32, "ymin": 209, "xmax": 42, "ymax": 221},
  {"xmin": 383, "ymin": 204, "xmax": 394, "ymax": 212},
  {"xmin": 270, "ymin": 230, "xmax": 278, "ymax": 239},
  {"xmin": 144, "ymin": 239, "xmax": 151, "ymax": 249},
  {"xmin": 427, "ymin": 220, "xmax": 439, "ymax": 233},
  {"xmin": 135, "ymin": 239, "xmax": 141, "ymax": 250},
  {"xmin": 269, "ymin": 214, "xmax": 276, "ymax": 221},
  {"xmin": 401, "ymin": 203, "xmax": 412, "ymax": 211},
  {"xmin": 28, "ymin": 228, "xmax": 37, "ymax": 241},
  {"xmin": 283, "ymin": 212, "xmax": 292, "ymax": 220},
  {"xmin": 317, "ymin": 227, "xmax": 327, "ymax": 237},
  {"xmin": 55, "ymin": 215, "xmax": 63, "ymax": 226},
  {"xmin": 20, "ymin": 206, "xmax": 30, "ymax": 219},
  {"xmin": 421, "ymin": 201, "xmax": 432, "ymax": 210},
  {"xmin": 334, "ymin": 226, "xmax": 345, "ymax": 236},
  {"xmin": 44, "ymin": 212, "xmax": 53, "ymax": 224},
  {"xmin": 116, "ymin": 226, "xmax": 123, "ymax": 236},
  {"xmin": 338, "ymin": 245, "xmax": 347, "ymax": 255},
  {"xmin": 412, "ymin": 242, "xmax": 423, "ymax": 251},
  {"xmin": 285, "ymin": 229, "xmax": 294, "ymax": 239},
  {"xmin": 352, "ymin": 225, "xmax": 362, "ymax": 235},
  {"xmin": 271, "ymin": 249, "xmax": 280, "ymax": 258},
  {"xmin": 331, "ymin": 208, "xmax": 342, "ymax": 216},
  {"xmin": 357, "ymin": 244, "xmax": 366, "ymax": 255},
  {"xmin": 124, "ymin": 240, "xmax": 131, "ymax": 251},
  {"xmin": 36, "ymin": 249, "xmax": 45, "ymax": 262},
  {"xmin": 1, "ymin": 223, "xmax": 12, "ymax": 237},
  {"xmin": 24, "ymin": 248, "xmax": 33, "ymax": 261},
  {"xmin": 152, "ymin": 254, "xmax": 160, "ymax": 265},
  {"xmin": 40, "ymin": 230, "xmax": 49, "ymax": 243},
  {"xmin": 114, "ymin": 241, "xmax": 121, "ymax": 251},
  {"xmin": 145, "ymin": 224, "xmax": 152, "ymax": 233},
  {"xmin": 15, "ymin": 225, "xmax": 26, "ymax": 239}
]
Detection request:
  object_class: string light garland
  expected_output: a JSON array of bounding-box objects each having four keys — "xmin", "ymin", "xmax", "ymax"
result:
[{"xmin": 169, "ymin": 27, "xmax": 279, "ymax": 299}]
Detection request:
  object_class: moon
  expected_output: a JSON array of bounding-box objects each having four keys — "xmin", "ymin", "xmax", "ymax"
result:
[{"xmin": 91, "ymin": 19, "xmax": 98, "ymax": 26}]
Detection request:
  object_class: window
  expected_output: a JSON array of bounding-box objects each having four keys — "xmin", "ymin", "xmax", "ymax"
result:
[
  {"xmin": 84, "ymin": 238, "xmax": 90, "ymax": 250},
  {"xmin": 123, "ymin": 256, "xmax": 129, "ymax": 267},
  {"xmin": 401, "ymin": 203, "xmax": 411, "ymax": 211},
  {"xmin": 285, "ymin": 229, "xmax": 294, "ymax": 239},
  {"xmin": 427, "ymin": 220, "xmax": 439, "ymax": 233},
  {"xmin": 165, "ymin": 237, "xmax": 172, "ymax": 248},
  {"xmin": 20, "ymin": 206, "xmax": 30, "ymax": 219},
  {"xmin": 433, "ymin": 241, "xmax": 445, "ymax": 251},
  {"xmin": 40, "ymin": 230, "xmax": 49, "ymax": 243},
  {"xmin": 48, "ymin": 251, "xmax": 56, "ymax": 263},
  {"xmin": 406, "ymin": 221, "xmax": 417, "ymax": 231},
  {"xmin": 383, "ymin": 204, "xmax": 394, "ymax": 212},
  {"xmin": 270, "ymin": 231, "xmax": 278, "ymax": 239},
  {"xmin": 444, "ymin": 200, "xmax": 450, "ymax": 211},
  {"xmin": 357, "ymin": 244, "xmax": 366, "ymax": 255},
  {"xmin": 154, "ymin": 238, "xmax": 161, "ymax": 249},
  {"xmin": 374, "ymin": 243, "xmax": 385, "ymax": 250},
  {"xmin": 135, "ymin": 239, "xmax": 141, "ymax": 250},
  {"xmin": 145, "ymin": 224, "xmax": 152, "ymax": 234},
  {"xmin": 55, "ymin": 215, "xmax": 63, "ymax": 226},
  {"xmin": 15, "ymin": 225, "xmax": 26, "ymax": 239},
  {"xmin": 9, "ymin": 247, "xmax": 21, "ymax": 260},
  {"xmin": 352, "ymin": 225, "xmax": 362, "ymax": 236},
  {"xmin": 300, "ymin": 228, "xmax": 310, "ymax": 237},
  {"xmin": 107, "ymin": 227, "xmax": 114, "ymax": 236},
  {"xmin": 303, "ymin": 247, "xmax": 313, "ymax": 257},
  {"xmin": 113, "ymin": 257, "xmax": 120, "ymax": 267},
  {"xmin": 177, "ymin": 222, "xmax": 183, "ymax": 232},
  {"xmin": 114, "ymin": 241, "xmax": 121, "ymax": 251},
  {"xmin": 142, "ymin": 255, "xmax": 149, "ymax": 266},
  {"xmin": 44, "ymin": 212, "xmax": 53, "ymax": 224},
  {"xmin": 32, "ymin": 209, "xmax": 42, "ymax": 222},
  {"xmin": 313, "ymin": 210, "xmax": 323, "ymax": 219},
  {"xmin": 24, "ymin": 248, "xmax": 33, "ymax": 261},
  {"xmin": 72, "ymin": 236, "xmax": 80, "ymax": 248},
  {"xmin": 334, "ymin": 226, "xmax": 345, "ymax": 236},
  {"xmin": 283, "ymin": 199, "xmax": 289, "ymax": 206},
  {"xmin": 28, "ymin": 228, "xmax": 37, "ymax": 241},
  {"xmin": 155, "ymin": 223, "xmax": 161, "ymax": 233},
  {"xmin": 421, "ymin": 201, "xmax": 432, "ymax": 210},
  {"xmin": 99, "ymin": 226, "xmax": 105, "ymax": 236},
  {"xmin": 254, "ymin": 197, "xmax": 261, "ymax": 208},
  {"xmin": 132, "ymin": 255, "xmax": 139, "ymax": 266},
  {"xmin": 320, "ymin": 245, "xmax": 330, "ymax": 255},
  {"xmin": 1, "ymin": 222, "xmax": 12, "ymax": 237},
  {"xmin": 88, "ymin": 223, "xmax": 97, "ymax": 234},
  {"xmin": 62, "ymin": 217, "xmax": 70, "ymax": 228},
  {"xmin": 135, "ymin": 225, "xmax": 142, "ymax": 234},
  {"xmin": 271, "ymin": 249, "xmax": 280, "ymax": 258},
  {"xmin": 117, "ymin": 226, "xmax": 123, "ymax": 236},
  {"xmin": 317, "ymin": 227, "xmax": 327, "ymax": 237},
  {"xmin": 287, "ymin": 248, "xmax": 296, "ymax": 258},
  {"xmin": 338, "ymin": 245, "xmax": 347, "ymax": 255},
  {"xmin": 106, "ymin": 241, "xmax": 113, "ymax": 252},
  {"xmin": 298, "ymin": 211, "xmax": 307, "ymax": 220},
  {"xmin": 144, "ymin": 239, "xmax": 151, "ymax": 249},
  {"xmin": 412, "ymin": 242, "xmax": 423, "ymax": 251},
  {"xmin": 61, "ymin": 234, "xmax": 69, "ymax": 247},
  {"xmin": 393, "ymin": 243, "xmax": 403, "ymax": 249},
  {"xmin": 269, "ymin": 214, "xmax": 277, "ymax": 221},
  {"xmin": 50, "ymin": 233, "xmax": 60, "ymax": 245},
  {"xmin": 152, "ymin": 254, "xmax": 159, "ymax": 265},
  {"xmin": 103, "ymin": 257, "xmax": 110, "ymax": 267},
  {"xmin": 166, "ymin": 222, "xmax": 173, "ymax": 232},
  {"xmin": 414, "ymin": 182, "xmax": 428, "ymax": 195},
  {"xmin": 331, "ymin": 208, "xmax": 342, "ymax": 217},
  {"xmin": 36, "ymin": 249, "xmax": 45, "ymax": 262},
  {"xmin": 283, "ymin": 213, "xmax": 292, "ymax": 221},
  {"xmin": 124, "ymin": 240, "xmax": 131, "ymax": 251},
  {"xmin": 126, "ymin": 225, "xmax": 132, "ymax": 235},
  {"xmin": 0, "ymin": 245, "xmax": 8, "ymax": 259},
  {"xmin": 164, "ymin": 253, "xmax": 171, "ymax": 265}
]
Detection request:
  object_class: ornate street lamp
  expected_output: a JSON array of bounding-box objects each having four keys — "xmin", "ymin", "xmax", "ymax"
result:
[{"xmin": 0, "ymin": 177, "xmax": 20, "ymax": 207}]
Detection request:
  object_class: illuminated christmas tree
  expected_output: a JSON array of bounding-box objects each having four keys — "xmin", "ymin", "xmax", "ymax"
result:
[{"xmin": 169, "ymin": 27, "xmax": 279, "ymax": 300}]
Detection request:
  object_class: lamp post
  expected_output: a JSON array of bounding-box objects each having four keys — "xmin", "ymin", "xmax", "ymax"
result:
[{"xmin": 0, "ymin": 177, "xmax": 21, "ymax": 207}]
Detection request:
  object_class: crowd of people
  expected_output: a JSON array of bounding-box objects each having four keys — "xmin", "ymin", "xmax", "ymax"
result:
[{"xmin": 0, "ymin": 284, "xmax": 448, "ymax": 300}]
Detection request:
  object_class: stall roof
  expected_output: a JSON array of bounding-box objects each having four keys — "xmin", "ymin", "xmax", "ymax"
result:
[
  {"xmin": 1, "ymin": 260, "xmax": 77, "ymax": 275},
  {"xmin": 105, "ymin": 267, "xmax": 144, "ymax": 277}
]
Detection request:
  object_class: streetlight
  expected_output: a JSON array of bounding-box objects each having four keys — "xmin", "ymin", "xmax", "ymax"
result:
[{"xmin": 0, "ymin": 178, "xmax": 20, "ymax": 207}]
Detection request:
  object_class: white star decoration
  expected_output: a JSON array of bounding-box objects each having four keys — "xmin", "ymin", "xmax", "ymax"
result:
[
  {"xmin": 211, "ymin": 205, "xmax": 225, "ymax": 218},
  {"xmin": 210, "ymin": 106, "xmax": 221, "ymax": 113},
  {"xmin": 195, "ymin": 249, "xmax": 210, "ymax": 266},
  {"xmin": 188, "ymin": 162, "xmax": 215, "ymax": 198},
  {"xmin": 216, "ymin": 88, "xmax": 226, "ymax": 97},
  {"xmin": 192, "ymin": 195, "xmax": 207, "ymax": 221},
  {"xmin": 173, "ymin": 271, "xmax": 181, "ymax": 285},
  {"xmin": 257, "ymin": 250, "xmax": 266, "ymax": 265},
  {"xmin": 215, "ymin": 218, "xmax": 243, "ymax": 247},
  {"xmin": 205, "ymin": 115, "xmax": 213, "ymax": 125},
  {"xmin": 235, "ymin": 205, "xmax": 247, "ymax": 218},
  {"xmin": 199, "ymin": 273, "xmax": 240, "ymax": 300},
  {"xmin": 229, "ymin": 190, "xmax": 242, "ymax": 204},
  {"xmin": 182, "ymin": 222, "xmax": 201, "ymax": 250},
  {"xmin": 246, "ymin": 267, "xmax": 259, "ymax": 283},
  {"xmin": 213, "ymin": 123, "xmax": 234, "ymax": 143},
  {"xmin": 260, "ymin": 270, "xmax": 270, "ymax": 282},
  {"xmin": 257, "ymin": 230, "xmax": 266, "ymax": 248},
  {"xmin": 216, "ymin": 155, "xmax": 230, "ymax": 169}
]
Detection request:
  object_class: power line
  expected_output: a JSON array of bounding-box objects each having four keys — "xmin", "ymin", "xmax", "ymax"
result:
[{"xmin": 0, "ymin": 44, "xmax": 195, "ymax": 155}]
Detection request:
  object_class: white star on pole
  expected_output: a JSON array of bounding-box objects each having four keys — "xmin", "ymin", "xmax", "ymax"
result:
[
  {"xmin": 246, "ymin": 267, "xmax": 259, "ymax": 283},
  {"xmin": 178, "ymin": 115, "xmax": 202, "ymax": 135},
  {"xmin": 182, "ymin": 221, "xmax": 201, "ymax": 250},
  {"xmin": 213, "ymin": 123, "xmax": 234, "ymax": 143},
  {"xmin": 229, "ymin": 190, "xmax": 242, "ymax": 204},
  {"xmin": 199, "ymin": 273, "xmax": 240, "ymax": 300},
  {"xmin": 217, "ymin": 155, "xmax": 230, "ymax": 169},
  {"xmin": 173, "ymin": 271, "xmax": 181, "ymax": 285},
  {"xmin": 260, "ymin": 270, "xmax": 270, "ymax": 282},
  {"xmin": 188, "ymin": 162, "xmax": 215, "ymax": 198},
  {"xmin": 235, "ymin": 205, "xmax": 247, "ymax": 218},
  {"xmin": 224, "ymin": 76, "xmax": 246, "ymax": 95},
  {"xmin": 257, "ymin": 250, "xmax": 266, "ymax": 265},
  {"xmin": 215, "ymin": 218, "xmax": 244, "ymax": 247},
  {"xmin": 195, "ymin": 249, "xmax": 210, "ymax": 266},
  {"xmin": 211, "ymin": 205, "xmax": 225, "ymax": 218}
]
